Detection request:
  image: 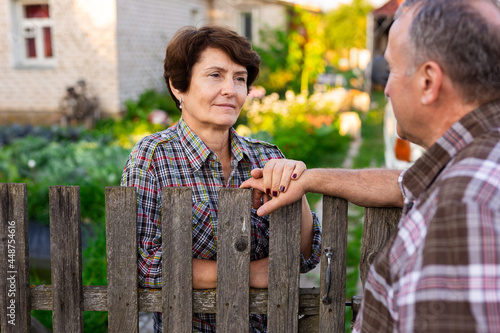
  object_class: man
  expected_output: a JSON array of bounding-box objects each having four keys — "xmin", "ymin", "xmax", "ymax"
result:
[{"xmin": 241, "ymin": 0, "xmax": 500, "ymax": 331}]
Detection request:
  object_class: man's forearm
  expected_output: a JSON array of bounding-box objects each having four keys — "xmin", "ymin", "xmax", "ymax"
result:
[{"xmin": 302, "ymin": 168, "xmax": 404, "ymax": 207}]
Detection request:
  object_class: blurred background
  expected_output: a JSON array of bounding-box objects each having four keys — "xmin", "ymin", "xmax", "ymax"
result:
[{"xmin": 0, "ymin": 0, "xmax": 421, "ymax": 331}]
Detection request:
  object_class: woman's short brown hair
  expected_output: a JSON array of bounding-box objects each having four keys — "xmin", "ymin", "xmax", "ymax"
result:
[{"xmin": 164, "ymin": 25, "xmax": 261, "ymax": 110}]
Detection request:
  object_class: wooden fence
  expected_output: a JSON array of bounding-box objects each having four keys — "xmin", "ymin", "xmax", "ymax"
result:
[{"xmin": 0, "ymin": 183, "xmax": 401, "ymax": 332}]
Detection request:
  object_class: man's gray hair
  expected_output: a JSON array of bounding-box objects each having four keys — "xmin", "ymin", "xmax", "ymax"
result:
[{"xmin": 397, "ymin": 0, "xmax": 500, "ymax": 104}]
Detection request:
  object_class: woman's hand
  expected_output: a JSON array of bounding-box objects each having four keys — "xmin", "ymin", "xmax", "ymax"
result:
[{"xmin": 241, "ymin": 159, "xmax": 307, "ymax": 209}]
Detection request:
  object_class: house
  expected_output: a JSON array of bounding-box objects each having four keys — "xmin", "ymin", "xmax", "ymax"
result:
[
  {"xmin": 365, "ymin": 0, "xmax": 404, "ymax": 91},
  {"xmin": 0, "ymin": 0, "xmax": 307, "ymax": 125}
]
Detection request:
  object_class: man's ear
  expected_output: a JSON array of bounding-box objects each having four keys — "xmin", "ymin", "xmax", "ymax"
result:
[{"xmin": 419, "ymin": 61, "xmax": 443, "ymax": 105}]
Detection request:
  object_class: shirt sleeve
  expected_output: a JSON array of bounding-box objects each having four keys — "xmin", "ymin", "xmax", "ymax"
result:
[
  {"xmin": 300, "ymin": 210, "xmax": 322, "ymax": 273},
  {"xmin": 121, "ymin": 144, "xmax": 163, "ymax": 288}
]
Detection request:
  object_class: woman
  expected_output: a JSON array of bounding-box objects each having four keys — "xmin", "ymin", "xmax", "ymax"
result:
[{"xmin": 121, "ymin": 25, "xmax": 321, "ymax": 333}]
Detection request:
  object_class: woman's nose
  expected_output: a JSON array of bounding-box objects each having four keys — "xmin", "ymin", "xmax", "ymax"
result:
[{"xmin": 221, "ymin": 78, "xmax": 236, "ymax": 96}]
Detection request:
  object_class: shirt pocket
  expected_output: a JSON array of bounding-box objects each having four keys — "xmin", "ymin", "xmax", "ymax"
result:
[
  {"xmin": 192, "ymin": 200, "xmax": 217, "ymax": 260},
  {"xmin": 192, "ymin": 200, "xmax": 211, "ymax": 226}
]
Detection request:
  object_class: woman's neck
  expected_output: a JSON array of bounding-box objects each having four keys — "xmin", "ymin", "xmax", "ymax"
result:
[{"xmin": 183, "ymin": 116, "xmax": 232, "ymax": 161}]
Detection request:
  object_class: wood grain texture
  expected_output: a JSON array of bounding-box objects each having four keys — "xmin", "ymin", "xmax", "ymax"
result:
[
  {"xmin": 359, "ymin": 207, "xmax": 401, "ymax": 287},
  {"xmin": 106, "ymin": 187, "xmax": 139, "ymax": 332},
  {"xmin": 49, "ymin": 186, "xmax": 83, "ymax": 332},
  {"xmin": 319, "ymin": 197, "xmax": 348, "ymax": 333},
  {"xmin": 31, "ymin": 285, "xmax": 329, "ymax": 314},
  {"xmin": 0, "ymin": 183, "xmax": 30, "ymax": 332},
  {"xmin": 268, "ymin": 200, "xmax": 302, "ymax": 333},
  {"xmin": 162, "ymin": 187, "xmax": 193, "ymax": 333},
  {"xmin": 216, "ymin": 189, "xmax": 252, "ymax": 332}
]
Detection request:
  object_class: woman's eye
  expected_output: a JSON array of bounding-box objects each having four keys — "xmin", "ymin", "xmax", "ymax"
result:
[
  {"xmin": 210, "ymin": 73, "xmax": 220, "ymax": 78},
  {"xmin": 236, "ymin": 77, "xmax": 246, "ymax": 83}
]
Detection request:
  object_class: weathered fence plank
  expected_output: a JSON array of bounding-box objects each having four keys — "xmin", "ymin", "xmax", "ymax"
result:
[
  {"xmin": 49, "ymin": 186, "xmax": 83, "ymax": 332},
  {"xmin": 268, "ymin": 200, "xmax": 302, "ymax": 333},
  {"xmin": 217, "ymin": 188, "xmax": 252, "ymax": 332},
  {"xmin": 359, "ymin": 207, "xmax": 401, "ymax": 287},
  {"xmin": 320, "ymin": 197, "xmax": 348, "ymax": 333},
  {"xmin": 0, "ymin": 183, "xmax": 30, "ymax": 332},
  {"xmin": 162, "ymin": 187, "xmax": 193, "ymax": 333},
  {"xmin": 30, "ymin": 285, "xmax": 327, "ymax": 314},
  {"xmin": 106, "ymin": 187, "xmax": 139, "ymax": 332}
]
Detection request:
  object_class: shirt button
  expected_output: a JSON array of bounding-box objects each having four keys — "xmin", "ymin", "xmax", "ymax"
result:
[{"xmin": 407, "ymin": 202, "xmax": 414, "ymax": 210}]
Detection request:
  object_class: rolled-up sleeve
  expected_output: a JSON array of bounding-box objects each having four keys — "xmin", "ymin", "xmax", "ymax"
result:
[
  {"xmin": 121, "ymin": 145, "xmax": 163, "ymax": 288},
  {"xmin": 300, "ymin": 210, "xmax": 322, "ymax": 273}
]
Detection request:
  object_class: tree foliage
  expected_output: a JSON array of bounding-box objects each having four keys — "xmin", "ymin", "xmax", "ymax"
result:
[
  {"xmin": 255, "ymin": 7, "xmax": 325, "ymax": 95},
  {"xmin": 323, "ymin": 0, "xmax": 373, "ymax": 52}
]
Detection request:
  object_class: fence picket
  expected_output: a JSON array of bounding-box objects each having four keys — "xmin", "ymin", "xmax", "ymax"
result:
[
  {"xmin": 217, "ymin": 188, "xmax": 252, "ymax": 332},
  {"xmin": 0, "ymin": 183, "xmax": 30, "ymax": 332},
  {"xmin": 106, "ymin": 186, "xmax": 139, "ymax": 332},
  {"xmin": 359, "ymin": 207, "xmax": 401, "ymax": 287},
  {"xmin": 162, "ymin": 187, "xmax": 193, "ymax": 333},
  {"xmin": 49, "ymin": 186, "xmax": 83, "ymax": 332},
  {"xmin": 319, "ymin": 197, "xmax": 348, "ymax": 333},
  {"xmin": 268, "ymin": 200, "xmax": 302, "ymax": 333}
]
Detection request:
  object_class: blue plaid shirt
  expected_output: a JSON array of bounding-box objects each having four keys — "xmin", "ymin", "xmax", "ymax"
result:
[{"xmin": 121, "ymin": 117, "xmax": 322, "ymax": 332}]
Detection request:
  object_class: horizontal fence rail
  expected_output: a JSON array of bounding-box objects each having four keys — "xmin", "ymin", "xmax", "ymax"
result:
[{"xmin": 0, "ymin": 183, "xmax": 401, "ymax": 332}]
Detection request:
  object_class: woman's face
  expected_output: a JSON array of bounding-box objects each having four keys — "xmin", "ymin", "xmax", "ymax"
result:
[{"xmin": 180, "ymin": 47, "xmax": 248, "ymax": 133}]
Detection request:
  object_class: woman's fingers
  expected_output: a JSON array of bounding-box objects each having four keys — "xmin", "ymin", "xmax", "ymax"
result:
[
  {"xmin": 262, "ymin": 159, "xmax": 277, "ymax": 197},
  {"xmin": 263, "ymin": 159, "xmax": 307, "ymax": 196}
]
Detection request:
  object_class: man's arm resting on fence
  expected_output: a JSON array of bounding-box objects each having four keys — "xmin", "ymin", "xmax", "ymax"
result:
[
  {"xmin": 192, "ymin": 258, "xmax": 269, "ymax": 289},
  {"xmin": 241, "ymin": 168, "xmax": 404, "ymax": 216}
]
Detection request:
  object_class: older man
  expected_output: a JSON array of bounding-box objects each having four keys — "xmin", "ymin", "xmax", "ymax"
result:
[{"xmin": 242, "ymin": 0, "xmax": 500, "ymax": 331}]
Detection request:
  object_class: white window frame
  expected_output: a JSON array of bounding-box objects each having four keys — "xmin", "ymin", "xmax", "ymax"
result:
[{"xmin": 11, "ymin": 0, "xmax": 56, "ymax": 68}]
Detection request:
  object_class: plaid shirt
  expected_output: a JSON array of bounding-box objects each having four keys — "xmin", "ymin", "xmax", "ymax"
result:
[
  {"xmin": 121, "ymin": 117, "xmax": 322, "ymax": 333},
  {"xmin": 354, "ymin": 98, "xmax": 500, "ymax": 332}
]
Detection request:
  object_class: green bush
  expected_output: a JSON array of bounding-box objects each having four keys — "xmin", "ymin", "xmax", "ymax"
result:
[
  {"xmin": 94, "ymin": 89, "xmax": 180, "ymax": 149},
  {"xmin": 0, "ymin": 136, "xmax": 130, "ymax": 225}
]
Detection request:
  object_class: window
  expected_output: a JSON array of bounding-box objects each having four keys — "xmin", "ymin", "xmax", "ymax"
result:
[
  {"xmin": 12, "ymin": 1, "xmax": 55, "ymax": 67},
  {"xmin": 241, "ymin": 12, "xmax": 252, "ymax": 41}
]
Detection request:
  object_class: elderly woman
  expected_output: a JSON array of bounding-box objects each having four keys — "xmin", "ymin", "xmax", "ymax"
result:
[{"xmin": 121, "ymin": 25, "xmax": 321, "ymax": 333}]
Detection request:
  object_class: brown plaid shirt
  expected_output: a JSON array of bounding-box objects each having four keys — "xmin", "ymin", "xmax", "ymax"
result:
[{"xmin": 354, "ymin": 98, "xmax": 500, "ymax": 332}]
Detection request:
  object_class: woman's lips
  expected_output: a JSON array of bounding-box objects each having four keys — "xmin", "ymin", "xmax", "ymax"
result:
[{"xmin": 215, "ymin": 103, "xmax": 235, "ymax": 108}]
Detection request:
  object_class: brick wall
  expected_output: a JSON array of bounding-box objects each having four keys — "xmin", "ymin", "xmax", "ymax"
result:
[
  {"xmin": 116, "ymin": 0, "xmax": 209, "ymax": 105},
  {"xmin": 211, "ymin": 0, "xmax": 287, "ymax": 46},
  {"xmin": 0, "ymin": 0, "xmax": 120, "ymax": 124}
]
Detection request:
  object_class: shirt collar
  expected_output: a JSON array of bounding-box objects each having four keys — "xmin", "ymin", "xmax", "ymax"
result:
[
  {"xmin": 229, "ymin": 127, "xmax": 252, "ymax": 163},
  {"xmin": 176, "ymin": 117, "xmax": 251, "ymax": 171},
  {"xmin": 403, "ymin": 98, "xmax": 500, "ymax": 199}
]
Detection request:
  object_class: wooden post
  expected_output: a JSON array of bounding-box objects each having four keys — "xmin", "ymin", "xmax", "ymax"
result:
[
  {"xmin": 216, "ymin": 188, "xmax": 252, "ymax": 332},
  {"xmin": 162, "ymin": 187, "xmax": 193, "ymax": 333},
  {"xmin": 49, "ymin": 186, "xmax": 84, "ymax": 332},
  {"xmin": 268, "ymin": 200, "xmax": 302, "ymax": 333},
  {"xmin": 319, "ymin": 196, "xmax": 348, "ymax": 333},
  {"xmin": 359, "ymin": 207, "xmax": 401, "ymax": 287},
  {"xmin": 106, "ymin": 187, "xmax": 139, "ymax": 332},
  {"xmin": 0, "ymin": 183, "xmax": 30, "ymax": 332}
]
